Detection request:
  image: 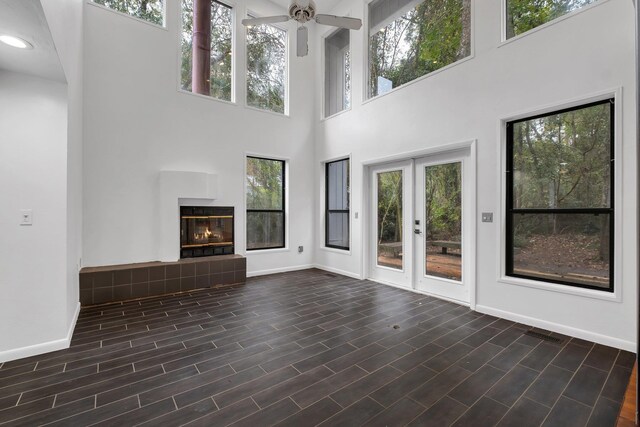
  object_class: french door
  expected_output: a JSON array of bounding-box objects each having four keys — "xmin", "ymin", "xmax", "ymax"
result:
[
  {"xmin": 369, "ymin": 149, "xmax": 473, "ymax": 304},
  {"xmin": 369, "ymin": 161, "xmax": 413, "ymax": 289}
]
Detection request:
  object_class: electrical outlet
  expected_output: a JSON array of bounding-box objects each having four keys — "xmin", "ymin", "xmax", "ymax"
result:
[
  {"xmin": 482, "ymin": 212, "xmax": 493, "ymax": 223},
  {"xmin": 20, "ymin": 209, "xmax": 33, "ymax": 226},
  {"xmin": 298, "ymin": 246, "xmax": 304, "ymax": 253}
]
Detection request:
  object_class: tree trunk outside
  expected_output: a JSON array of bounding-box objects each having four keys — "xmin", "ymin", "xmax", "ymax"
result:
[
  {"xmin": 192, "ymin": 0, "xmax": 211, "ymax": 95},
  {"xmin": 458, "ymin": 0, "xmax": 471, "ymax": 58}
]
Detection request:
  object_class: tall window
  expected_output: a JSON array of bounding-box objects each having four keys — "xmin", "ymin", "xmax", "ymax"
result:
[
  {"xmin": 181, "ymin": 0, "xmax": 233, "ymax": 101},
  {"xmin": 246, "ymin": 16, "xmax": 287, "ymax": 114},
  {"xmin": 506, "ymin": 0, "xmax": 597, "ymax": 39},
  {"xmin": 246, "ymin": 157, "xmax": 285, "ymax": 250},
  {"xmin": 506, "ymin": 99, "xmax": 614, "ymax": 291},
  {"xmin": 325, "ymin": 29, "xmax": 351, "ymax": 117},
  {"xmin": 92, "ymin": 0, "xmax": 165, "ymax": 26},
  {"xmin": 326, "ymin": 159, "xmax": 350, "ymax": 250},
  {"xmin": 368, "ymin": 0, "xmax": 471, "ymax": 99}
]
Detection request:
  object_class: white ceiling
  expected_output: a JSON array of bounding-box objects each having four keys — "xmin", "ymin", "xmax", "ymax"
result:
[
  {"xmin": 0, "ymin": 0, "xmax": 65, "ymax": 82},
  {"xmin": 271, "ymin": 0, "xmax": 343, "ymax": 14}
]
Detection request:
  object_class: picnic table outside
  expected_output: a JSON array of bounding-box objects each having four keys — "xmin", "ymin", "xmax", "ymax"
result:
[{"xmin": 428, "ymin": 240, "xmax": 461, "ymax": 255}]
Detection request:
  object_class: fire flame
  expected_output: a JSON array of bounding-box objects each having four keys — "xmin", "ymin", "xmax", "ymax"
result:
[{"xmin": 193, "ymin": 228, "xmax": 213, "ymax": 241}]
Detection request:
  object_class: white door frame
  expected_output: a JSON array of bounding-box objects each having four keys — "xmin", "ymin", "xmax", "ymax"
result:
[{"xmin": 362, "ymin": 140, "xmax": 477, "ymax": 309}]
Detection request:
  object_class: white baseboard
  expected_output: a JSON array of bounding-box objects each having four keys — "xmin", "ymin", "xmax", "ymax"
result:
[
  {"xmin": 66, "ymin": 302, "xmax": 81, "ymax": 341},
  {"xmin": 313, "ymin": 264, "xmax": 362, "ymax": 280},
  {"xmin": 475, "ymin": 304, "xmax": 636, "ymax": 352},
  {"xmin": 0, "ymin": 302, "xmax": 81, "ymax": 363},
  {"xmin": 247, "ymin": 264, "xmax": 314, "ymax": 278}
]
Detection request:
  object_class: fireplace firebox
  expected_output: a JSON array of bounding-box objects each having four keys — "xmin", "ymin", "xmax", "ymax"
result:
[{"xmin": 180, "ymin": 206, "xmax": 234, "ymax": 258}]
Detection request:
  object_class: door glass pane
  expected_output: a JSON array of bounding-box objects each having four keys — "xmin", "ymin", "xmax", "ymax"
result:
[
  {"xmin": 425, "ymin": 162, "xmax": 462, "ymax": 281},
  {"xmin": 511, "ymin": 213, "xmax": 610, "ymax": 289},
  {"xmin": 377, "ymin": 170, "xmax": 403, "ymax": 269}
]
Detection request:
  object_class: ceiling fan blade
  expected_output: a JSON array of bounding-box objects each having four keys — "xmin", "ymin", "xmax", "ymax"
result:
[
  {"xmin": 241, "ymin": 15, "xmax": 290, "ymax": 26},
  {"xmin": 297, "ymin": 26, "xmax": 309, "ymax": 57},
  {"xmin": 296, "ymin": 0, "xmax": 310, "ymax": 7},
  {"xmin": 315, "ymin": 14, "xmax": 362, "ymax": 30}
]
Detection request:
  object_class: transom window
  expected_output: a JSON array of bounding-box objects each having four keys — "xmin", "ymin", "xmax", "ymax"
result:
[
  {"xmin": 246, "ymin": 157, "xmax": 286, "ymax": 250},
  {"xmin": 325, "ymin": 159, "xmax": 350, "ymax": 250},
  {"xmin": 368, "ymin": 0, "xmax": 471, "ymax": 99},
  {"xmin": 246, "ymin": 16, "xmax": 287, "ymax": 114},
  {"xmin": 92, "ymin": 0, "xmax": 165, "ymax": 26},
  {"xmin": 324, "ymin": 29, "xmax": 351, "ymax": 117},
  {"xmin": 181, "ymin": 0, "xmax": 233, "ymax": 101},
  {"xmin": 506, "ymin": 99, "xmax": 614, "ymax": 291},
  {"xmin": 506, "ymin": 0, "xmax": 598, "ymax": 39}
]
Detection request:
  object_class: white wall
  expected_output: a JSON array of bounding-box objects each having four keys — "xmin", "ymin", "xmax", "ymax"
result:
[
  {"xmin": 0, "ymin": 71, "xmax": 70, "ymax": 357},
  {"xmin": 41, "ymin": 0, "xmax": 84, "ymax": 349},
  {"xmin": 82, "ymin": 0, "xmax": 316, "ymax": 274},
  {"xmin": 314, "ymin": 0, "xmax": 637, "ymax": 350}
]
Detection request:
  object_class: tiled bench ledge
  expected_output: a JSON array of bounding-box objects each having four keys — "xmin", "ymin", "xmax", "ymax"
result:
[{"xmin": 79, "ymin": 255, "xmax": 246, "ymax": 306}]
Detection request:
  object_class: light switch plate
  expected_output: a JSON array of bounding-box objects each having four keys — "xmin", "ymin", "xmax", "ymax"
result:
[
  {"xmin": 482, "ymin": 212, "xmax": 493, "ymax": 223},
  {"xmin": 20, "ymin": 209, "xmax": 33, "ymax": 226}
]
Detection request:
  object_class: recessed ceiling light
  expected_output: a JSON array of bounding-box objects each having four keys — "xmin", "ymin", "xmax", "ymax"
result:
[{"xmin": 0, "ymin": 35, "xmax": 33, "ymax": 49}]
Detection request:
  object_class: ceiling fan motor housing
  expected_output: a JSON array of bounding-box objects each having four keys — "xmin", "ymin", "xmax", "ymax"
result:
[{"xmin": 289, "ymin": 0, "xmax": 316, "ymax": 23}]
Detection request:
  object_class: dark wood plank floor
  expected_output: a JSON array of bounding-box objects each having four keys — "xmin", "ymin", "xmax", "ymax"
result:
[{"xmin": 0, "ymin": 269, "xmax": 634, "ymax": 426}]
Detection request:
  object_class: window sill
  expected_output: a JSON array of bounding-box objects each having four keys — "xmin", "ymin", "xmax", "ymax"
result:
[
  {"xmin": 178, "ymin": 89, "xmax": 236, "ymax": 106},
  {"xmin": 321, "ymin": 107, "xmax": 352, "ymax": 122},
  {"xmin": 244, "ymin": 104, "xmax": 289, "ymax": 118},
  {"xmin": 246, "ymin": 247, "xmax": 290, "ymax": 255},
  {"xmin": 320, "ymin": 246, "xmax": 351, "ymax": 256},
  {"xmin": 498, "ymin": 0, "xmax": 609, "ymax": 47},
  {"xmin": 497, "ymin": 275, "xmax": 621, "ymax": 303},
  {"xmin": 87, "ymin": 1, "xmax": 167, "ymax": 30}
]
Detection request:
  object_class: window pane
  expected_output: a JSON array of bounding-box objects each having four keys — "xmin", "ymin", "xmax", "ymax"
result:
[
  {"xmin": 247, "ymin": 20, "xmax": 286, "ymax": 114},
  {"xmin": 325, "ymin": 29, "xmax": 351, "ymax": 117},
  {"xmin": 368, "ymin": 0, "xmax": 471, "ymax": 98},
  {"xmin": 326, "ymin": 159, "xmax": 349, "ymax": 249},
  {"xmin": 93, "ymin": 0, "xmax": 164, "ymax": 25},
  {"xmin": 425, "ymin": 163, "xmax": 462, "ymax": 281},
  {"xmin": 511, "ymin": 213, "xmax": 610, "ymax": 289},
  {"xmin": 511, "ymin": 102, "xmax": 611, "ymax": 209},
  {"xmin": 506, "ymin": 0, "xmax": 597, "ymax": 39},
  {"xmin": 247, "ymin": 212, "xmax": 284, "ymax": 249},
  {"xmin": 327, "ymin": 160, "xmax": 349, "ymax": 211},
  {"xmin": 246, "ymin": 158, "xmax": 283, "ymax": 210},
  {"xmin": 377, "ymin": 170, "xmax": 403, "ymax": 270},
  {"xmin": 181, "ymin": 0, "xmax": 233, "ymax": 101},
  {"xmin": 327, "ymin": 212, "xmax": 349, "ymax": 249}
]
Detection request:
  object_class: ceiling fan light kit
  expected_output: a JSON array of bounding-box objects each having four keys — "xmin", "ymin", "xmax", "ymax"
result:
[{"xmin": 241, "ymin": 0, "xmax": 362, "ymax": 57}]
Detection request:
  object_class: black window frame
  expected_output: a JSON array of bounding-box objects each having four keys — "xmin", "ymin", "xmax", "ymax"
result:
[
  {"xmin": 325, "ymin": 158, "xmax": 350, "ymax": 251},
  {"xmin": 246, "ymin": 156, "xmax": 286, "ymax": 251},
  {"xmin": 505, "ymin": 98, "xmax": 615, "ymax": 292}
]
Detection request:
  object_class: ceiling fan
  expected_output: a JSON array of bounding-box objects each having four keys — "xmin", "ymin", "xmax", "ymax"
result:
[{"xmin": 241, "ymin": 0, "xmax": 362, "ymax": 57}]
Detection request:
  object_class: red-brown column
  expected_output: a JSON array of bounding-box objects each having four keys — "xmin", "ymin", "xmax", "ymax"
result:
[{"xmin": 192, "ymin": 0, "xmax": 211, "ymax": 95}]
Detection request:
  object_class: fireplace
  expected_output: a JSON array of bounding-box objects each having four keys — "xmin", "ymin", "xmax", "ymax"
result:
[{"xmin": 180, "ymin": 206, "xmax": 234, "ymax": 258}]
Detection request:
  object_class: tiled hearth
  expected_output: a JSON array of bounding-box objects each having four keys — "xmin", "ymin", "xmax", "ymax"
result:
[{"xmin": 79, "ymin": 255, "xmax": 246, "ymax": 306}]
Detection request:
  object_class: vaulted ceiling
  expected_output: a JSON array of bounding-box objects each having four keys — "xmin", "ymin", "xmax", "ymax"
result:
[{"xmin": 0, "ymin": 0, "xmax": 65, "ymax": 82}]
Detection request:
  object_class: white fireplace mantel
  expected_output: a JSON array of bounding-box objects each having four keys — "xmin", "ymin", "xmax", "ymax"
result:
[{"xmin": 157, "ymin": 171, "xmax": 219, "ymax": 262}]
